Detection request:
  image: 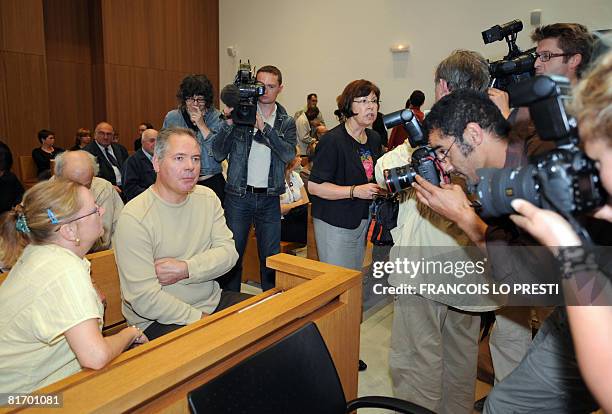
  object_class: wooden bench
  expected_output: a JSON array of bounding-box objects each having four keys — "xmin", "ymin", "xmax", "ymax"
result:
[
  {"xmin": 1, "ymin": 254, "xmax": 362, "ymax": 413},
  {"xmin": 18, "ymin": 155, "xmax": 38, "ymax": 189}
]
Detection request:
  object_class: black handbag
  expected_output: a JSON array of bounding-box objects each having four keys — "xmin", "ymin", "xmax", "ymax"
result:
[{"xmin": 370, "ymin": 194, "xmax": 399, "ymax": 246}]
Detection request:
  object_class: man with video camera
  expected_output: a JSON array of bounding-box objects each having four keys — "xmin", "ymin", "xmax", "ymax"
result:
[
  {"xmin": 374, "ymin": 50, "xmax": 510, "ymax": 414},
  {"xmin": 211, "ymin": 65, "xmax": 296, "ymax": 292}
]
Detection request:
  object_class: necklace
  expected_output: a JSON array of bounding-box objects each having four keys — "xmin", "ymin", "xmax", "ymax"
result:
[{"xmin": 345, "ymin": 122, "xmax": 367, "ymax": 144}]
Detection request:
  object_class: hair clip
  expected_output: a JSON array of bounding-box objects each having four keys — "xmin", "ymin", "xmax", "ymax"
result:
[
  {"xmin": 47, "ymin": 208, "xmax": 59, "ymax": 224},
  {"xmin": 15, "ymin": 213, "xmax": 31, "ymax": 234}
]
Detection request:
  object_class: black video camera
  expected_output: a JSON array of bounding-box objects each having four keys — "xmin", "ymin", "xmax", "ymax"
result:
[
  {"xmin": 473, "ymin": 75, "xmax": 606, "ymax": 217},
  {"xmin": 482, "ymin": 20, "xmax": 536, "ymax": 91},
  {"xmin": 232, "ymin": 61, "xmax": 265, "ymax": 126},
  {"xmin": 381, "ymin": 109, "xmax": 444, "ymax": 193}
]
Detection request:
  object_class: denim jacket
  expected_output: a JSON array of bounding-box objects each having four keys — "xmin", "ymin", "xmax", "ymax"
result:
[
  {"xmin": 163, "ymin": 107, "xmax": 225, "ymax": 176},
  {"xmin": 211, "ymin": 102, "xmax": 296, "ymax": 196}
]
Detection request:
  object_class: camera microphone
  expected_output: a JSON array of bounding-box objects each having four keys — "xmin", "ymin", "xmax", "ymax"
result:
[{"xmin": 220, "ymin": 84, "xmax": 241, "ymax": 108}]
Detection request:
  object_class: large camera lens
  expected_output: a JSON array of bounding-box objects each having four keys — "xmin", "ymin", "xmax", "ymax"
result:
[
  {"xmin": 384, "ymin": 165, "xmax": 416, "ymax": 193},
  {"xmin": 474, "ymin": 165, "xmax": 540, "ymax": 217}
]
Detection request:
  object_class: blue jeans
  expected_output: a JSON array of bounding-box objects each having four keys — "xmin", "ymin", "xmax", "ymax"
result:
[{"xmin": 221, "ymin": 192, "xmax": 281, "ymax": 292}]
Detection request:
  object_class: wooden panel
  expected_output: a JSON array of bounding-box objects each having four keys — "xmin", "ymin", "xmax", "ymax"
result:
[
  {"xmin": 0, "ymin": 0, "xmax": 46, "ymax": 55},
  {"xmin": 86, "ymin": 249, "xmax": 125, "ymax": 331},
  {"xmin": 2, "ymin": 51, "xmax": 50, "ymax": 180},
  {"xmin": 103, "ymin": 64, "xmax": 185, "ymax": 147},
  {"xmin": 0, "ymin": 51, "xmax": 8, "ymax": 141},
  {"xmin": 101, "ymin": 0, "xmax": 218, "ymax": 74},
  {"xmin": 43, "ymin": 0, "xmax": 92, "ymax": 64},
  {"xmin": 46, "ymin": 60, "xmax": 94, "ymax": 148}
]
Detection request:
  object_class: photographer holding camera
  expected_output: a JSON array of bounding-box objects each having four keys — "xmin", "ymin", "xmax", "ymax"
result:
[
  {"xmin": 375, "ymin": 50, "xmax": 514, "ymax": 414},
  {"xmin": 211, "ymin": 65, "xmax": 296, "ymax": 292},
  {"xmin": 413, "ymin": 86, "xmax": 603, "ymax": 411},
  {"xmin": 510, "ymin": 51, "xmax": 612, "ymax": 413}
]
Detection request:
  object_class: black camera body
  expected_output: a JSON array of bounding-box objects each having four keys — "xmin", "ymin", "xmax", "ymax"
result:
[
  {"xmin": 482, "ymin": 19, "xmax": 536, "ymax": 91},
  {"xmin": 232, "ymin": 62, "xmax": 265, "ymax": 126},
  {"xmin": 381, "ymin": 109, "xmax": 442, "ymax": 193},
  {"xmin": 473, "ymin": 75, "xmax": 606, "ymax": 218}
]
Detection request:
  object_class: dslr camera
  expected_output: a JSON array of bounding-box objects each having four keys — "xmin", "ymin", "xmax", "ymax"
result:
[
  {"xmin": 381, "ymin": 109, "xmax": 445, "ymax": 193},
  {"xmin": 473, "ymin": 75, "xmax": 606, "ymax": 217},
  {"xmin": 231, "ymin": 61, "xmax": 265, "ymax": 126},
  {"xmin": 482, "ymin": 19, "xmax": 536, "ymax": 91}
]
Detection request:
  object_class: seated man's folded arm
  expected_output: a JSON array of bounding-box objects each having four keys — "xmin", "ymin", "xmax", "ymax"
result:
[
  {"xmin": 114, "ymin": 214, "xmax": 202, "ymax": 325},
  {"xmin": 185, "ymin": 196, "xmax": 239, "ymax": 283}
]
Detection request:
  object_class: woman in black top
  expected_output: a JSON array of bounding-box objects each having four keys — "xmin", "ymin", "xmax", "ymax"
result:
[
  {"xmin": 0, "ymin": 140, "xmax": 24, "ymax": 215},
  {"xmin": 31, "ymin": 129, "xmax": 64, "ymax": 178},
  {"xmin": 308, "ymin": 79, "xmax": 384, "ymax": 270},
  {"xmin": 69, "ymin": 128, "xmax": 92, "ymax": 151}
]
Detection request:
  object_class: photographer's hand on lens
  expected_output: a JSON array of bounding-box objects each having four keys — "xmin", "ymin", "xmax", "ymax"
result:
[
  {"xmin": 412, "ymin": 175, "xmax": 473, "ymax": 223},
  {"xmin": 488, "ymin": 87, "xmax": 511, "ymax": 119},
  {"xmin": 510, "ymin": 199, "xmax": 582, "ymax": 252}
]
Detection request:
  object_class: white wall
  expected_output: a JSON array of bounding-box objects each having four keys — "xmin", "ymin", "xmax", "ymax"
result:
[{"xmin": 219, "ymin": 0, "xmax": 612, "ymax": 128}]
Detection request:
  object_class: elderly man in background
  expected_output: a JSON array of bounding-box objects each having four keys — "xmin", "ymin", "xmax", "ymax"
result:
[
  {"xmin": 84, "ymin": 122, "xmax": 129, "ymax": 196},
  {"xmin": 123, "ymin": 128, "xmax": 158, "ymax": 202},
  {"xmin": 54, "ymin": 150, "xmax": 124, "ymax": 252}
]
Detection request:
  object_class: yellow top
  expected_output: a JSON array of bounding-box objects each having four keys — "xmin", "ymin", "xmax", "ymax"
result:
[{"xmin": 0, "ymin": 244, "xmax": 103, "ymax": 394}]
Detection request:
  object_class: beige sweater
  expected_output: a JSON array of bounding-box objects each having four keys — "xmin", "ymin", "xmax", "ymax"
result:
[{"xmin": 113, "ymin": 186, "xmax": 238, "ymax": 330}]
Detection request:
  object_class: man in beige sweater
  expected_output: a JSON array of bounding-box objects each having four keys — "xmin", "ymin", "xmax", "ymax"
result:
[{"xmin": 113, "ymin": 127, "xmax": 240, "ymax": 340}]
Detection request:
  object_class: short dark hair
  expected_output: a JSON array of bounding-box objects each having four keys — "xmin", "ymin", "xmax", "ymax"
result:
[
  {"xmin": 176, "ymin": 74, "xmax": 214, "ymax": 108},
  {"xmin": 256, "ymin": 65, "xmax": 283, "ymax": 85},
  {"xmin": 307, "ymin": 93, "xmax": 317, "ymax": 101},
  {"xmin": 336, "ymin": 79, "xmax": 380, "ymax": 119},
  {"xmin": 37, "ymin": 129, "xmax": 55, "ymax": 144},
  {"xmin": 531, "ymin": 23, "xmax": 594, "ymax": 78},
  {"xmin": 435, "ymin": 50, "xmax": 490, "ymax": 93},
  {"xmin": 424, "ymin": 89, "xmax": 511, "ymax": 152},
  {"xmin": 0, "ymin": 140, "xmax": 14, "ymax": 173},
  {"xmin": 409, "ymin": 90, "xmax": 425, "ymax": 107},
  {"xmin": 141, "ymin": 122, "xmax": 154, "ymax": 129}
]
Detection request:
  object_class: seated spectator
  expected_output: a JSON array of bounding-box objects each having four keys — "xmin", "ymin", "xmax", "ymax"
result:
[
  {"xmin": 296, "ymin": 106, "xmax": 320, "ymax": 156},
  {"xmin": 123, "ymin": 129, "xmax": 158, "ymax": 202},
  {"xmin": 387, "ymin": 90, "xmax": 426, "ymax": 151},
  {"xmin": 294, "ymin": 93, "xmax": 326, "ymax": 126},
  {"xmin": 134, "ymin": 122, "xmax": 154, "ymax": 151},
  {"xmin": 31, "ymin": 129, "xmax": 64, "ymax": 178},
  {"xmin": 54, "ymin": 151, "xmax": 124, "ymax": 252},
  {"xmin": 0, "ymin": 178, "xmax": 147, "ymax": 395},
  {"xmin": 113, "ymin": 127, "xmax": 243, "ymax": 341},
  {"xmin": 280, "ymin": 150, "xmax": 309, "ymax": 244},
  {"xmin": 70, "ymin": 128, "xmax": 92, "ymax": 151},
  {"xmin": 84, "ymin": 122, "xmax": 129, "ymax": 194},
  {"xmin": 0, "ymin": 140, "xmax": 24, "ymax": 215}
]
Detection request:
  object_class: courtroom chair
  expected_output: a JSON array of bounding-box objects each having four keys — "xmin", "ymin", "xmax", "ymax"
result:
[
  {"xmin": 187, "ymin": 322, "xmax": 433, "ymax": 414},
  {"xmin": 19, "ymin": 155, "xmax": 38, "ymax": 188}
]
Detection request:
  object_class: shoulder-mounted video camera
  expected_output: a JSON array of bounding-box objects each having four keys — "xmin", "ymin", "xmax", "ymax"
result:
[
  {"xmin": 482, "ymin": 19, "xmax": 536, "ymax": 91},
  {"xmin": 232, "ymin": 61, "xmax": 265, "ymax": 126}
]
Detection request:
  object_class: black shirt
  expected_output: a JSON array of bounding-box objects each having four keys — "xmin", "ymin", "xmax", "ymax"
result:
[
  {"xmin": 0, "ymin": 172, "xmax": 24, "ymax": 214},
  {"xmin": 309, "ymin": 123, "xmax": 382, "ymax": 229}
]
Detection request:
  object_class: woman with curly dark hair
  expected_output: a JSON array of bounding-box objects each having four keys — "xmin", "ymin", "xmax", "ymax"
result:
[{"xmin": 163, "ymin": 74, "xmax": 226, "ymax": 204}]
